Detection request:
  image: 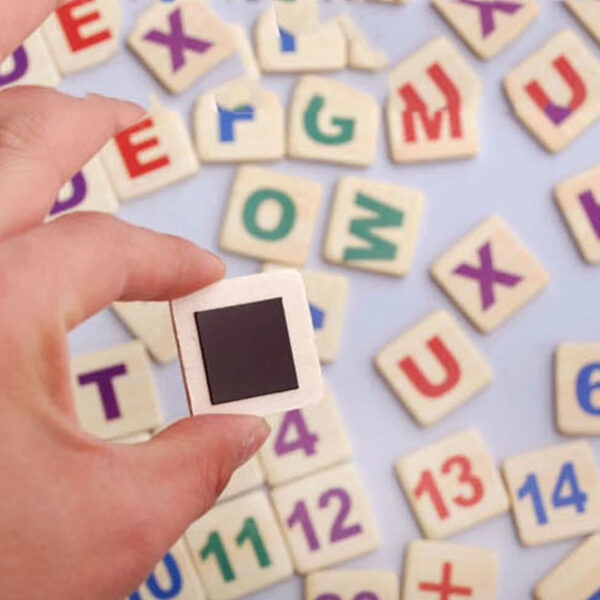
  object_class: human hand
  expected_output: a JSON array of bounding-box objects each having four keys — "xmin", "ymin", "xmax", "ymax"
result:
[{"xmin": 0, "ymin": 3, "xmax": 270, "ymax": 600}]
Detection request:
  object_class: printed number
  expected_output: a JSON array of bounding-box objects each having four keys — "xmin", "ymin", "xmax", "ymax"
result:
[
  {"xmin": 413, "ymin": 454, "xmax": 484, "ymax": 520},
  {"xmin": 316, "ymin": 594, "xmax": 378, "ymax": 600},
  {"xmin": 200, "ymin": 517, "xmax": 271, "ymax": 583},
  {"xmin": 517, "ymin": 462, "xmax": 588, "ymax": 525},
  {"xmin": 287, "ymin": 487, "xmax": 363, "ymax": 551},
  {"xmin": 274, "ymin": 409, "xmax": 319, "ymax": 457},
  {"xmin": 129, "ymin": 552, "xmax": 182, "ymax": 600}
]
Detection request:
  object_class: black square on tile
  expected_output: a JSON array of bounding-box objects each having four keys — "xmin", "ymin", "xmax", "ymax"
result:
[{"xmin": 194, "ymin": 297, "xmax": 299, "ymax": 405}]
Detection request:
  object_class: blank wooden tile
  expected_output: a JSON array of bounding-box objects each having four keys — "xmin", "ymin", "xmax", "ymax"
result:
[
  {"xmin": 129, "ymin": 538, "xmax": 206, "ymax": 600},
  {"xmin": 71, "ymin": 340, "xmax": 164, "ymax": 440},
  {"xmin": 431, "ymin": 215, "xmax": 548, "ymax": 333},
  {"xmin": 433, "ymin": 0, "xmax": 540, "ymax": 59},
  {"xmin": 503, "ymin": 440, "xmax": 600, "ymax": 546},
  {"xmin": 128, "ymin": 0, "xmax": 236, "ymax": 94},
  {"xmin": 387, "ymin": 37, "xmax": 481, "ymax": 163},
  {"xmin": 403, "ymin": 539, "xmax": 498, "ymax": 600},
  {"xmin": 228, "ymin": 24, "xmax": 261, "ymax": 80},
  {"xmin": 323, "ymin": 176, "xmax": 424, "ymax": 277},
  {"xmin": 101, "ymin": 97, "xmax": 199, "ymax": 201},
  {"xmin": 396, "ymin": 430, "xmax": 509, "ymax": 539},
  {"xmin": 335, "ymin": 15, "xmax": 388, "ymax": 72},
  {"xmin": 270, "ymin": 462, "xmax": 380, "ymax": 574},
  {"xmin": 194, "ymin": 78, "xmax": 284, "ymax": 163},
  {"xmin": 565, "ymin": 1, "xmax": 600, "ymax": 46},
  {"xmin": 555, "ymin": 164, "xmax": 600, "ymax": 264},
  {"xmin": 258, "ymin": 384, "xmax": 352, "ymax": 486},
  {"xmin": 376, "ymin": 310, "xmax": 492, "ymax": 427},
  {"xmin": 42, "ymin": 0, "xmax": 121, "ymax": 75},
  {"xmin": 171, "ymin": 270, "xmax": 323, "ymax": 417},
  {"xmin": 504, "ymin": 30, "xmax": 600, "ymax": 153},
  {"xmin": 305, "ymin": 569, "xmax": 399, "ymax": 600},
  {"xmin": 219, "ymin": 166, "xmax": 322, "ymax": 266},
  {"xmin": 535, "ymin": 534, "xmax": 600, "ymax": 600},
  {"xmin": 112, "ymin": 301, "xmax": 177, "ymax": 364},
  {"xmin": 0, "ymin": 27, "xmax": 59, "ymax": 89},
  {"xmin": 185, "ymin": 490, "xmax": 293, "ymax": 600},
  {"xmin": 219, "ymin": 456, "xmax": 265, "ymax": 502},
  {"xmin": 288, "ymin": 76, "xmax": 380, "ymax": 167}
]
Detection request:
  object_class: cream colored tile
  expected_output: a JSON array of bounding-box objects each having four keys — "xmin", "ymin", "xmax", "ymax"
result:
[
  {"xmin": 431, "ymin": 215, "xmax": 548, "ymax": 333},
  {"xmin": 396, "ymin": 430, "xmax": 509, "ymax": 539},
  {"xmin": 305, "ymin": 569, "xmax": 399, "ymax": 600},
  {"xmin": 185, "ymin": 490, "xmax": 293, "ymax": 600},
  {"xmin": 112, "ymin": 431, "xmax": 151, "ymax": 444},
  {"xmin": 219, "ymin": 456, "xmax": 265, "ymax": 502},
  {"xmin": 228, "ymin": 24, "xmax": 261, "ymax": 80},
  {"xmin": 273, "ymin": 0, "xmax": 319, "ymax": 34},
  {"xmin": 270, "ymin": 463, "xmax": 380, "ymax": 574},
  {"xmin": 335, "ymin": 15, "xmax": 388, "ymax": 72},
  {"xmin": 565, "ymin": 1, "xmax": 600, "ymax": 45}
]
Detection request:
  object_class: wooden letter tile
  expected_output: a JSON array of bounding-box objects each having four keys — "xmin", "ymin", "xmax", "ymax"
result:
[
  {"xmin": 194, "ymin": 78, "xmax": 284, "ymax": 163},
  {"xmin": 219, "ymin": 456, "xmax": 265, "ymax": 502},
  {"xmin": 113, "ymin": 431, "xmax": 152, "ymax": 445},
  {"xmin": 564, "ymin": 1, "xmax": 600, "ymax": 46},
  {"xmin": 504, "ymin": 30, "xmax": 600, "ymax": 153},
  {"xmin": 171, "ymin": 270, "xmax": 323, "ymax": 417},
  {"xmin": 376, "ymin": 310, "xmax": 492, "ymax": 427},
  {"xmin": 431, "ymin": 215, "xmax": 548, "ymax": 333},
  {"xmin": 403, "ymin": 539, "xmax": 498, "ymax": 600},
  {"xmin": 305, "ymin": 569, "xmax": 399, "ymax": 600},
  {"xmin": 101, "ymin": 97, "xmax": 199, "ymax": 201},
  {"xmin": 71, "ymin": 340, "xmax": 164, "ymax": 440},
  {"xmin": 128, "ymin": 0, "xmax": 236, "ymax": 94},
  {"xmin": 386, "ymin": 37, "xmax": 481, "ymax": 163},
  {"xmin": 433, "ymin": 0, "xmax": 540, "ymax": 59},
  {"xmin": 219, "ymin": 166, "xmax": 322, "ymax": 266},
  {"xmin": 503, "ymin": 440, "xmax": 600, "ymax": 545},
  {"xmin": 228, "ymin": 24, "xmax": 261, "ymax": 80},
  {"xmin": 288, "ymin": 76, "xmax": 380, "ymax": 167},
  {"xmin": 396, "ymin": 430, "xmax": 509, "ymax": 539},
  {"xmin": 555, "ymin": 164, "xmax": 600, "ymax": 264},
  {"xmin": 271, "ymin": 462, "xmax": 380, "ymax": 574},
  {"xmin": 185, "ymin": 490, "xmax": 293, "ymax": 600},
  {"xmin": 323, "ymin": 176, "xmax": 424, "ymax": 277},
  {"xmin": 334, "ymin": 15, "xmax": 388, "ymax": 72}
]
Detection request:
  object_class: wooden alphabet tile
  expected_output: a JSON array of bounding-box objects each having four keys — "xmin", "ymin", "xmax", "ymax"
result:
[
  {"xmin": 433, "ymin": 0, "xmax": 540, "ymax": 59},
  {"xmin": 305, "ymin": 569, "xmax": 399, "ymax": 600},
  {"xmin": 335, "ymin": 15, "xmax": 389, "ymax": 72},
  {"xmin": 270, "ymin": 462, "xmax": 380, "ymax": 574},
  {"xmin": 431, "ymin": 215, "xmax": 549, "ymax": 333},
  {"xmin": 258, "ymin": 384, "xmax": 352, "ymax": 486},
  {"xmin": 71, "ymin": 340, "xmax": 164, "ymax": 440},
  {"xmin": 396, "ymin": 430, "xmax": 509, "ymax": 539},
  {"xmin": 555, "ymin": 164, "xmax": 600, "ymax": 264},
  {"xmin": 128, "ymin": 538, "xmax": 206, "ymax": 600},
  {"xmin": 386, "ymin": 37, "xmax": 481, "ymax": 163},
  {"xmin": 503, "ymin": 440, "xmax": 600, "ymax": 546},
  {"xmin": 324, "ymin": 176, "xmax": 424, "ymax": 277},
  {"xmin": 101, "ymin": 97, "xmax": 199, "ymax": 201},
  {"xmin": 0, "ymin": 27, "xmax": 60, "ymax": 89},
  {"xmin": 185, "ymin": 490, "xmax": 293, "ymax": 600},
  {"xmin": 288, "ymin": 76, "xmax": 380, "ymax": 167},
  {"xmin": 112, "ymin": 301, "xmax": 177, "ymax": 364},
  {"xmin": 535, "ymin": 534, "xmax": 600, "ymax": 600},
  {"xmin": 42, "ymin": 0, "xmax": 121, "ymax": 75},
  {"xmin": 128, "ymin": 0, "xmax": 236, "ymax": 94},
  {"xmin": 273, "ymin": 0, "xmax": 319, "ymax": 35},
  {"xmin": 171, "ymin": 270, "xmax": 323, "ymax": 417},
  {"xmin": 228, "ymin": 25, "xmax": 261, "ymax": 80},
  {"xmin": 564, "ymin": 1, "xmax": 600, "ymax": 46},
  {"xmin": 219, "ymin": 166, "xmax": 322, "ymax": 266},
  {"xmin": 219, "ymin": 456, "xmax": 265, "ymax": 502},
  {"xmin": 376, "ymin": 310, "xmax": 492, "ymax": 427},
  {"xmin": 504, "ymin": 30, "xmax": 600, "ymax": 153},
  {"xmin": 194, "ymin": 78, "xmax": 284, "ymax": 163},
  {"xmin": 403, "ymin": 540, "xmax": 498, "ymax": 600}
]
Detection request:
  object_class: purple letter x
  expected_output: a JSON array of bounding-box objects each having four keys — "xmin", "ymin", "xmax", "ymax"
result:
[
  {"xmin": 144, "ymin": 8, "xmax": 213, "ymax": 72},
  {"xmin": 458, "ymin": 0, "xmax": 523, "ymax": 37},
  {"xmin": 453, "ymin": 242, "xmax": 522, "ymax": 310}
]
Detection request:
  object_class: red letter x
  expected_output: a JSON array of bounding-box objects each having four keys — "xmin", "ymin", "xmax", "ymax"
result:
[{"xmin": 419, "ymin": 562, "xmax": 473, "ymax": 600}]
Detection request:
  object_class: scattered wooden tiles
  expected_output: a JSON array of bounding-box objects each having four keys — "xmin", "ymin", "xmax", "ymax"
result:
[
  {"xmin": 396, "ymin": 430, "xmax": 509, "ymax": 539},
  {"xmin": 564, "ymin": 0, "xmax": 600, "ymax": 46},
  {"xmin": 503, "ymin": 440, "xmax": 600, "ymax": 545},
  {"xmin": 71, "ymin": 340, "xmax": 164, "ymax": 440},
  {"xmin": 171, "ymin": 270, "xmax": 323, "ymax": 417},
  {"xmin": 504, "ymin": 30, "xmax": 600, "ymax": 153},
  {"xmin": 386, "ymin": 37, "xmax": 481, "ymax": 163},
  {"xmin": 323, "ymin": 176, "xmax": 424, "ymax": 277},
  {"xmin": 335, "ymin": 15, "xmax": 388, "ymax": 72},
  {"xmin": 219, "ymin": 456, "xmax": 265, "ymax": 502},
  {"xmin": 288, "ymin": 76, "xmax": 380, "ymax": 167},
  {"xmin": 376, "ymin": 310, "xmax": 492, "ymax": 426},
  {"xmin": 271, "ymin": 462, "xmax": 380, "ymax": 574},
  {"xmin": 431, "ymin": 215, "xmax": 549, "ymax": 333},
  {"xmin": 305, "ymin": 569, "xmax": 399, "ymax": 600},
  {"xmin": 219, "ymin": 166, "xmax": 322, "ymax": 266}
]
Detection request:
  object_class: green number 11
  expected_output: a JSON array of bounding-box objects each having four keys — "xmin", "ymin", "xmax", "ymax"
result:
[{"xmin": 200, "ymin": 517, "xmax": 271, "ymax": 582}]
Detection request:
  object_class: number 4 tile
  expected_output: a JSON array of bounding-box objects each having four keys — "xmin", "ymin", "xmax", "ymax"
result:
[{"xmin": 305, "ymin": 569, "xmax": 399, "ymax": 600}]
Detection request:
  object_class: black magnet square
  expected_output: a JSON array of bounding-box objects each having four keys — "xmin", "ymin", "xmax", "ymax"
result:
[{"xmin": 194, "ymin": 297, "xmax": 299, "ymax": 405}]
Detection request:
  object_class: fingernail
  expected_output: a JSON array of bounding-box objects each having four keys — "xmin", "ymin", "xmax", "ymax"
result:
[{"xmin": 237, "ymin": 417, "xmax": 270, "ymax": 467}]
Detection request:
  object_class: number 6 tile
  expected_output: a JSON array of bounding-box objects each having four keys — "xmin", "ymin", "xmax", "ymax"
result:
[{"xmin": 270, "ymin": 462, "xmax": 381, "ymax": 574}]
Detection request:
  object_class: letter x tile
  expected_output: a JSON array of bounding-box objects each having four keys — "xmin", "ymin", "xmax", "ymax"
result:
[{"xmin": 431, "ymin": 216, "xmax": 548, "ymax": 333}]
